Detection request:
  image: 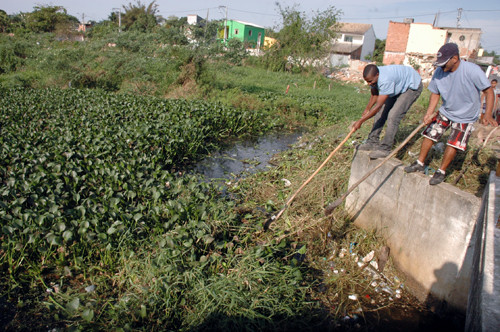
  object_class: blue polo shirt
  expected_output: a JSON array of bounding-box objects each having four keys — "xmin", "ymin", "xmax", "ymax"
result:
[
  {"xmin": 377, "ymin": 65, "xmax": 422, "ymax": 97},
  {"xmin": 428, "ymin": 60, "xmax": 490, "ymax": 123}
]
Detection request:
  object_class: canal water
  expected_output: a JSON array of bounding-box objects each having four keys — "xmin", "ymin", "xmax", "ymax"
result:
[{"xmin": 193, "ymin": 130, "xmax": 302, "ymax": 183}]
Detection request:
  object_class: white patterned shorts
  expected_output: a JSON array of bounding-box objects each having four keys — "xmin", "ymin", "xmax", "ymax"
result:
[{"xmin": 422, "ymin": 113, "xmax": 474, "ymax": 151}]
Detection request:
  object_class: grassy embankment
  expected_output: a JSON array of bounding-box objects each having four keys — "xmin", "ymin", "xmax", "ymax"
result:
[{"xmin": 1, "ymin": 44, "xmax": 493, "ymax": 329}]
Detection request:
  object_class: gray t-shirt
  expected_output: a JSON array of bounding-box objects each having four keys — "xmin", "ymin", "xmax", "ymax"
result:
[{"xmin": 428, "ymin": 61, "xmax": 490, "ymax": 123}]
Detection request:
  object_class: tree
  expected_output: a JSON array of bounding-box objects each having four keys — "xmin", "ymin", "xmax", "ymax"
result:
[
  {"xmin": 370, "ymin": 38, "xmax": 385, "ymax": 64},
  {"xmin": 482, "ymin": 49, "xmax": 500, "ymax": 65},
  {"xmin": 121, "ymin": 1, "xmax": 159, "ymax": 32},
  {"xmin": 262, "ymin": 3, "xmax": 342, "ymax": 72},
  {"xmin": 0, "ymin": 10, "xmax": 9, "ymax": 33},
  {"xmin": 24, "ymin": 6, "xmax": 78, "ymax": 33}
]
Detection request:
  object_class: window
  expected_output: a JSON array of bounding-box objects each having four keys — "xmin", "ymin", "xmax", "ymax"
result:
[
  {"xmin": 234, "ymin": 29, "xmax": 239, "ymax": 35},
  {"xmin": 249, "ymin": 30, "xmax": 252, "ymax": 36},
  {"xmin": 459, "ymin": 35, "xmax": 465, "ymax": 41},
  {"xmin": 344, "ymin": 35, "xmax": 353, "ymax": 42}
]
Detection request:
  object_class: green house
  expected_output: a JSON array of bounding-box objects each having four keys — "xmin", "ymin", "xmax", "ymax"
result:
[{"xmin": 219, "ymin": 20, "xmax": 265, "ymax": 49}]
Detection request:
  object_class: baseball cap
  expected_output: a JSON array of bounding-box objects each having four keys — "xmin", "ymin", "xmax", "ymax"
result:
[{"xmin": 434, "ymin": 43, "xmax": 459, "ymax": 67}]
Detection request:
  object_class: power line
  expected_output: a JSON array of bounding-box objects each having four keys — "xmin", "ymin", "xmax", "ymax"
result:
[
  {"xmin": 229, "ymin": 8, "xmax": 279, "ymax": 17},
  {"xmin": 160, "ymin": 7, "xmax": 219, "ymax": 15},
  {"xmin": 343, "ymin": 10, "xmax": 456, "ymax": 20},
  {"xmin": 463, "ymin": 9, "xmax": 500, "ymax": 12}
]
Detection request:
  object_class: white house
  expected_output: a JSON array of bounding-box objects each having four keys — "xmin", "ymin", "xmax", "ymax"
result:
[
  {"xmin": 330, "ymin": 23, "xmax": 376, "ymax": 67},
  {"xmin": 187, "ymin": 14, "xmax": 205, "ymax": 26}
]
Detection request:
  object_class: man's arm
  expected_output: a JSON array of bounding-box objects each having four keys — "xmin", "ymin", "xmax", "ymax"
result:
[
  {"xmin": 361, "ymin": 87, "xmax": 379, "ymax": 116},
  {"xmin": 362, "ymin": 94, "xmax": 378, "ymax": 116},
  {"xmin": 482, "ymin": 87, "xmax": 498, "ymax": 126},
  {"xmin": 423, "ymin": 93, "xmax": 441, "ymax": 125},
  {"xmin": 352, "ymin": 94, "xmax": 389, "ymax": 131}
]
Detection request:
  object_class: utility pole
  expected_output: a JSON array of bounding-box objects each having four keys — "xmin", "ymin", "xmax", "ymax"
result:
[
  {"xmin": 204, "ymin": 9, "xmax": 209, "ymax": 39},
  {"xmin": 433, "ymin": 10, "xmax": 440, "ymax": 27},
  {"xmin": 80, "ymin": 13, "xmax": 85, "ymax": 32},
  {"xmin": 112, "ymin": 8, "xmax": 122, "ymax": 33},
  {"xmin": 456, "ymin": 8, "xmax": 462, "ymax": 28},
  {"xmin": 218, "ymin": 5, "xmax": 228, "ymax": 42}
]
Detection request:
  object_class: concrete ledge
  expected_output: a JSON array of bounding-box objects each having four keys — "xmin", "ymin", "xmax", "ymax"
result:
[
  {"xmin": 465, "ymin": 172, "xmax": 500, "ymax": 331},
  {"xmin": 345, "ymin": 150, "xmax": 480, "ymax": 311}
]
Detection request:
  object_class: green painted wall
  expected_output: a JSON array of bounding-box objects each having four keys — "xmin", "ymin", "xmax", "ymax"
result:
[{"xmin": 219, "ymin": 20, "xmax": 265, "ymax": 48}]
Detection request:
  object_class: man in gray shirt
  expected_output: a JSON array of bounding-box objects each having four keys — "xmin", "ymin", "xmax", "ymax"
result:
[{"xmin": 404, "ymin": 43, "xmax": 497, "ymax": 185}]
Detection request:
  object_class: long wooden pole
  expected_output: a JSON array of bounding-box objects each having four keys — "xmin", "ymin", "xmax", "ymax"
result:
[
  {"xmin": 324, "ymin": 122, "xmax": 426, "ymax": 216},
  {"xmin": 265, "ymin": 127, "xmax": 356, "ymax": 228}
]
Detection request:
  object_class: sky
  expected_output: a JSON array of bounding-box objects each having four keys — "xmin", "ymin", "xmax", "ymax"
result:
[{"xmin": 2, "ymin": 1, "xmax": 500, "ymax": 53}]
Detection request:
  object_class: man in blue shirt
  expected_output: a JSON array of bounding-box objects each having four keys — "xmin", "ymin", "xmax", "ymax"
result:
[
  {"xmin": 353, "ymin": 64, "xmax": 423, "ymax": 159},
  {"xmin": 404, "ymin": 43, "xmax": 497, "ymax": 185}
]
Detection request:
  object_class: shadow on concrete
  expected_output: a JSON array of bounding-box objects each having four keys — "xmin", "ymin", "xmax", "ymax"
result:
[
  {"xmin": 465, "ymin": 179, "xmax": 490, "ymax": 330},
  {"xmin": 349, "ymin": 148, "xmax": 401, "ymax": 221},
  {"xmin": 424, "ymin": 262, "xmax": 466, "ymax": 332}
]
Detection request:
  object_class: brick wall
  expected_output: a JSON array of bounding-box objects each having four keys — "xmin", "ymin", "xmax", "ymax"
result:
[
  {"xmin": 383, "ymin": 52, "xmax": 406, "ymax": 65},
  {"xmin": 385, "ymin": 21, "xmax": 410, "ymax": 52},
  {"xmin": 383, "ymin": 21, "xmax": 411, "ymax": 65}
]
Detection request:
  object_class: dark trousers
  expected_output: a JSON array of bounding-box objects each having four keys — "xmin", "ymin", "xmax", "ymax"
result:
[{"xmin": 367, "ymin": 82, "xmax": 423, "ymax": 150}]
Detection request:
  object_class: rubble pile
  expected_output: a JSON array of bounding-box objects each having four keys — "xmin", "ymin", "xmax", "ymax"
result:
[{"xmin": 327, "ymin": 60, "xmax": 369, "ymax": 83}]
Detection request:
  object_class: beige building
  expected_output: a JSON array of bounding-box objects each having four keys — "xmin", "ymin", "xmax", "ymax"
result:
[{"xmin": 383, "ymin": 20, "xmax": 482, "ymax": 79}]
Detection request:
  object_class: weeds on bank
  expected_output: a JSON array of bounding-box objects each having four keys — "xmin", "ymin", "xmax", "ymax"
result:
[{"xmin": 231, "ymin": 119, "xmax": 418, "ymax": 328}]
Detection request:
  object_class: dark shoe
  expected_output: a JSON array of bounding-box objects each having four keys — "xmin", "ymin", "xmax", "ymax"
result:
[
  {"xmin": 429, "ymin": 170, "xmax": 445, "ymax": 185},
  {"xmin": 404, "ymin": 160, "xmax": 425, "ymax": 173},
  {"xmin": 369, "ymin": 149, "xmax": 390, "ymax": 159},
  {"xmin": 358, "ymin": 141, "xmax": 380, "ymax": 151}
]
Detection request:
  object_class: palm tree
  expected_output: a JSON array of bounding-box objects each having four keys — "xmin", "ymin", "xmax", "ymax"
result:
[{"xmin": 121, "ymin": 1, "xmax": 159, "ymax": 32}]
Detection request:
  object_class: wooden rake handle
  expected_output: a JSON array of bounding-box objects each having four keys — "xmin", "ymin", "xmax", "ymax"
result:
[
  {"xmin": 325, "ymin": 122, "xmax": 426, "ymax": 216},
  {"xmin": 270, "ymin": 127, "xmax": 357, "ymax": 223}
]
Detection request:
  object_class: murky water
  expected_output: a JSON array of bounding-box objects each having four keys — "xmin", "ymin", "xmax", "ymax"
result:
[{"xmin": 193, "ymin": 131, "xmax": 302, "ymax": 182}]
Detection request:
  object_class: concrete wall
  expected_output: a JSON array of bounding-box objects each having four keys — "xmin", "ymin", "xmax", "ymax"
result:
[
  {"xmin": 406, "ymin": 23, "xmax": 447, "ymax": 55},
  {"xmin": 345, "ymin": 150, "xmax": 480, "ymax": 311},
  {"xmin": 445, "ymin": 28, "xmax": 482, "ymax": 59},
  {"xmin": 360, "ymin": 26, "xmax": 376, "ymax": 61},
  {"xmin": 465, "ymin": 172, "xmax": 500, "ymax": 331},
  {"xmin": 330, "ymin": 53, "xmax": 349, "ymax": 67}
]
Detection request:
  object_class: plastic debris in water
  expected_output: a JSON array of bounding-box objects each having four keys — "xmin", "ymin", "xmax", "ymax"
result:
[
  {"xmin": 381, "ymin": 287, "xmax": 394, "ymax": 295},
  {"xmin": 348, "ymin": 294, "xmax": 358, "ymax": 300}
]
